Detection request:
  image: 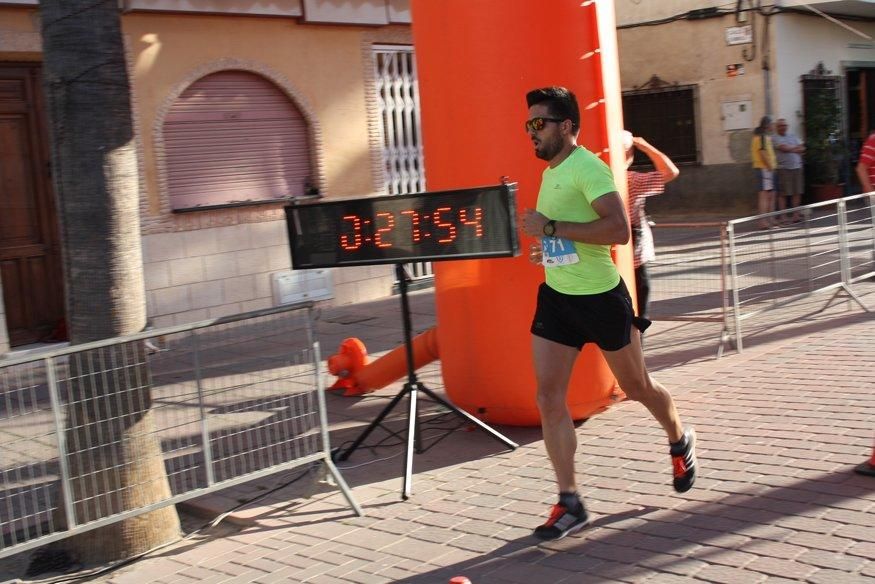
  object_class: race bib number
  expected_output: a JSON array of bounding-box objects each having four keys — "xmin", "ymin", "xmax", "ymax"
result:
[{"xmin": 541, "ymin": 236, "xmax": 579, "ymax": 267}]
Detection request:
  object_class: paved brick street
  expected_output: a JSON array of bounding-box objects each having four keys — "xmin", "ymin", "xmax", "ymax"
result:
[{"xmin": 6, "ymin": 282, "xmax": 874, "ymax": 584}]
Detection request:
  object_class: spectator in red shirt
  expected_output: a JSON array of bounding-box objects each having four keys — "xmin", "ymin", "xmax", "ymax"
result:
[
  {"xmin": 623, "ymin": 131, "xmax": 680, "ymax": 320},
  {"xmin": 855, "ymin": 130, "xmax": 875, "ymax": 193}
]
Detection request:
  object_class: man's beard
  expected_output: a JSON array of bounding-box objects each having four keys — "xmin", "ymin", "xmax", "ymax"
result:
[{"xmin": 535, "ymin": 134, "xmax": 563, "ymax": 161}]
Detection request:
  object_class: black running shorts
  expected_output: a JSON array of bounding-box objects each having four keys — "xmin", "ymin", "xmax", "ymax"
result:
[{"xmin": 530, "ymin": 279, "xmax": 651, "ymax": 351}]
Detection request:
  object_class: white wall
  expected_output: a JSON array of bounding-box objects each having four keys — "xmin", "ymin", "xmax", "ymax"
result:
[{"xmin": 773, "ymin": 12, "xmax": 875, "ymax": 137}]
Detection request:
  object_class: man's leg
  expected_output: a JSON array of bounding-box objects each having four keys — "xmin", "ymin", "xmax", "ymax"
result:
[
  {"xmin": 634, "ymin": 263, "xmax": 651, "ymax": 321},
  {"xmin": 791, "ymin": 171, "xmax": 803, "ymax": 220},
  {"xmin": 530, "ymin": 334, "xmax": 590, "ymax": 540},
  {"xmin": 777, "ymin": 170, "xmax": 791, "ymax": 222},
  {"xmin": 600, "ymin": 331, "xmax": 682, "ymax": 441},
  {"xmin": 600, "ymin": 331, "xmax": 697, "ymax": 492},
  {"xmin": 532, "ymin": 335, "xmax": 580, "ymax": 492},
  {"xmin": 758, "ymin": 190, "xmax": 774, "ymax": 228},
  {"xmin": 767, "ymin": 190, "xmax": 776, "ymax": 224}
]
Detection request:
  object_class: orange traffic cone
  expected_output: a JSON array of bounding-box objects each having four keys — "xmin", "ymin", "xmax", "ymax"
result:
[
  {"xmin": 449, "ymin": 578, "xmax": 471, "ymax": 584},
  {"xmin": 855, "ymin": 440, "xmax": 875, "ymax": 477}
]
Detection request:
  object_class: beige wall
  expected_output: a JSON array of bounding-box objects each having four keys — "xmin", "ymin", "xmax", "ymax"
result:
[
  {"xmin": 0, "ymin": 7, "xmax": 41, "ymax": 60},
  {"xmin": 122, "ymin": 13, "xmax": 412, "ymax": 325},
  {"xmin": 123, "ymin": 13, "xmax": 409, "ymax": 214},
  {"xmin": 619, "ymin": 15, "xmax": 770, "ymax": 166},
  {"xmin": 614, "ymin": 0, "xmax": 727, "ymax": 27},
  {"xmin": 0, "ymin": 5, "xmax": 413, "ymax": 332}
]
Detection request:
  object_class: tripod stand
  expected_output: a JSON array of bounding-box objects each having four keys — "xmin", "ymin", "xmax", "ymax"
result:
[{"xmin": 335, "ymin": 263, "xmax": 518, "ymax": 499}]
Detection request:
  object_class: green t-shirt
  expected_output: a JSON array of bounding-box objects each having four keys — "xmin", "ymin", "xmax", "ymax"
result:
[{"xmin": 536, "ymin": 146, "xmax": 621, "ymax": 295}]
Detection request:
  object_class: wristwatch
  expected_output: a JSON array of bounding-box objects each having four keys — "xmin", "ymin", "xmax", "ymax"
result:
[{"xmin": 543, "ymin": 219, "xmax": 557, "ymax": 237}]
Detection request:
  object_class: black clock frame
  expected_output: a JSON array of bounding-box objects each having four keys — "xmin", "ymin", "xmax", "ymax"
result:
[{"xmin": 284, "ymin": 182, "xmax": 519, "ymax": 269}]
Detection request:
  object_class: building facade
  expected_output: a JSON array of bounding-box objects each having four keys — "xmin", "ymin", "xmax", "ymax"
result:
[
  {"xmin": 0, "ymin": 0, "xmax": 418, "ymax": 353},
  {"xmin": 615, "ymin": 0, "xmax": 875, "ymax": 215}
]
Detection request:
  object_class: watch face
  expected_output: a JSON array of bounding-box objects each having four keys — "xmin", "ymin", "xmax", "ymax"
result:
[
  {"xmin": 544, "ymin": 221, "xmax": 555, "ymax": 236},
  {"xmin": 285, "ymin": 183, "xmax": 519, "ymax": 268}
]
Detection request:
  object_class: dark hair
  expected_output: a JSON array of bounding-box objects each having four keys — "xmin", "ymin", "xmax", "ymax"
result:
[
  {"xmin": 526, "ymin": 86, "xmax": 580, "ymax": 133},
  {"xmin": 754, "ymin": 115, "xmax": 772, "ymax": 135}
]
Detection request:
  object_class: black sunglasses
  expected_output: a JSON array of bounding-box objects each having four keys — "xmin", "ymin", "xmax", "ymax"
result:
[{"xmin": 525, "ymin": 117, "xmax": 564, "ymax": 132}]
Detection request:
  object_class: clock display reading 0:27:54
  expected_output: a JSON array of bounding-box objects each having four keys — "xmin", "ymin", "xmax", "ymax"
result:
[
  {"xmin": 285, "ymin": 183, "xmax": 519, "ymax": 269},
  {"xmin": 339, "ymin": 206, "xmax": 483, "ymax": 250}
]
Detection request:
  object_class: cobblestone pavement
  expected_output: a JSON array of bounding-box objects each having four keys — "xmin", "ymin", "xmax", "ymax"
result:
[{"xmin": 6, "ymin": 282, "xmax": 875, "ymax": 584}]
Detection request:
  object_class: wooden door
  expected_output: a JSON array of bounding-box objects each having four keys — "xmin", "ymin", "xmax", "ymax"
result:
[{"xmin": 0, "ymin": 64, "xmax": 65, "ymax": 346}]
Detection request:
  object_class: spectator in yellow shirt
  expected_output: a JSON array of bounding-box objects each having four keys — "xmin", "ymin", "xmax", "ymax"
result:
[{"xmin": 751, "ymin": 116, "xmax": 777, "ymax": 229}]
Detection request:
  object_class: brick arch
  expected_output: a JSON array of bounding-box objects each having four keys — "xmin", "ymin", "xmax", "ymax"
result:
[{"xmin": 152, "ymin": 59, "xmax": 325, "ymax": 218}]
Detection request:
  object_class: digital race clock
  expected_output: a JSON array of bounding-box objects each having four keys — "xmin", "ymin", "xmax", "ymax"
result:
[{"xmin": 285, "ymin": 183, "xmax": 519, "ymax": 268}]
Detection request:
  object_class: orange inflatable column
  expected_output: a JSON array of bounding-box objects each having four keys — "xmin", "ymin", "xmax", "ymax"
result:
[
  {"xmin": 327, "ymin": 329, "xmax": 440, "ymax": 396},
  {"xmin": 411, "ymin": 0, "xmax": 632, "ymax": 426}
]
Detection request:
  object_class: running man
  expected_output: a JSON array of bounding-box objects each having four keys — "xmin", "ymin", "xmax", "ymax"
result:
[{"xmin": 519, "ymin": 86, "xmax": 697, "ymax": 541}]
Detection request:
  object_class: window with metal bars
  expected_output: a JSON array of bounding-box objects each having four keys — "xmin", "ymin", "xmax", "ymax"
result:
[
  {"xmin": 622, "ymin": 85, "xmax": 699, "ymax": 167},
  {"xmin": 373, "ymin": 45, "xmax": 426, "ymax": 196},
  {"xmin": 373, "ymin": 44, "xmax": 432, "ymax": 281}
]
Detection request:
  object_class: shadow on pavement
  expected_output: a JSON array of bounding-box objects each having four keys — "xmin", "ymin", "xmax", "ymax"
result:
[{"xmin": 391, "ymin": 469, "xmax": 875, "ymax": 583}]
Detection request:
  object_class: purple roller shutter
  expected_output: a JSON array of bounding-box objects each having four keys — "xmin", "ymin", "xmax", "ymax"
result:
[{"xmin": 163, "ymin": 70, "xmax": 312, "ymax": 210}]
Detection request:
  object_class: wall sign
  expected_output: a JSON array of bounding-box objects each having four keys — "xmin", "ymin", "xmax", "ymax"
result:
[
  {"xmin": 285, "ymin": 183, "xmax": 519, "ymax": 268},
  {"xmin": 726, "ymin": 25, "xmax": 753, "ymax": 46}
]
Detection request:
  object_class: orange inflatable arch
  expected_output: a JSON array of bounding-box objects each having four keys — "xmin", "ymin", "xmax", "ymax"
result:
[
  {"xmin": 328, "ymin": 0, "xmax": 635, "ymax": 427},
  {"xmin": 412, "ymin": 0, "xmax": 635, "ymax": 426}
]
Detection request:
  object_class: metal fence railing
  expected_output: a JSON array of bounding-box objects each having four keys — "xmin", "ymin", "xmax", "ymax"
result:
[
  {"xmin": 647, "ymin": 194, "xmax": 873, "ymax": 355},
  {"xmin": 0, "ymin": 303, "xmax": 361, "ymax": 560},
  {"xmin": 648, "ymin": 222, "xmax": 732, "ymax": 355},
  {"xmin": 727, "ymin": 194, "xmax": 873, "ymax": 352}
]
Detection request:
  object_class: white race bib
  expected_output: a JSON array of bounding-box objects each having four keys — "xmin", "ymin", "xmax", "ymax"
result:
[{"xmin": 541, "ymin": 236, "xmax": 579, "ymax": 267}]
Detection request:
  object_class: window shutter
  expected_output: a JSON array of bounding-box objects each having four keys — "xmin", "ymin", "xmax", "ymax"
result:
[{"xmin": 163, "ymin": 70, "xmax": 312, "ymax": 210}]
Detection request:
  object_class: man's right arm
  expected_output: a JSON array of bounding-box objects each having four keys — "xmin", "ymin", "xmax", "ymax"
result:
[
  {"xmin": 520, "ymin": 195, "xmax": 629, "ymax": 246},
  {"xmin": 857, "ymin": 136, "xmax": 875, "ymax": 193},
  {"xmin": 857, "ymin": 161, "xmax": 873, "ymax": 193},
  {"xmin": 632, "ymin": 137, "xmax": 679, "ymax": 183}
]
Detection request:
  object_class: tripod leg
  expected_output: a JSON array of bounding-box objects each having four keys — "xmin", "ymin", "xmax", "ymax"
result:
[
  {"xmin": 402, "ymin": 384, "xmax": 418, "ymax": 500},
  {"xmin": 418, "ymin": 385, "xmax": 518, "ymax": 450},
  {"xmin": 336, "ymin": 387, "xmax": 408, "ymax": 461},
  {"xmin": 413, "ymin": 383, "xmax": 424, "ymax": 454}
]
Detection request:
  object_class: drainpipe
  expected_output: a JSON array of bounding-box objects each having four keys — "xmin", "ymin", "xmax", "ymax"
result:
[{"xmin": 762, "ymin": 6, "xmax": 773, "ymax": 116}]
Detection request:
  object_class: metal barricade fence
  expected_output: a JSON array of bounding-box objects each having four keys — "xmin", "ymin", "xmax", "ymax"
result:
[
  {"xmin": 646, "ymin": 194, "xmax": 872, "ymax": 355},
  {"xmin": 727, "ymin": 194, "xmax": 873, "ymax": 352},
  {"xmin": 648, "ymin": 222, "xmax": 732, "ymax": 356},
  {"xmin": 0, "ymin": 303, "xmax": 361, "ymax": 560}
]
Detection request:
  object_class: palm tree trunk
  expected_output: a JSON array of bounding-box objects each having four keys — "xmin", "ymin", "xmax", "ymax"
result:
[{"xmin": 37, "ymin": 0, "xmax": 181, "ymax": 564}]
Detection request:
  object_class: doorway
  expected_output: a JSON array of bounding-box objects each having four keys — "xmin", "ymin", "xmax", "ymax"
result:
[
  {"xmin": 0, "ymin": 64, "xmax": 65, "ymax": 346},
  {"xmin": 845, "ymin": 66, "xmax": 875, "ymax": 190}
]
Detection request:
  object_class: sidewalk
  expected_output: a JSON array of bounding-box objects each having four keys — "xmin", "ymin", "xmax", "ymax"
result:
[{"xmin": 24, "ymin": 283, "xmax": 875, "ymax": 582}]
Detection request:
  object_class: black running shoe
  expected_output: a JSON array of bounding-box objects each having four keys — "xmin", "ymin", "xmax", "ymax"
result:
[
  {"xmin": 533, "ymin": 502, "xmax": 589, "ymax": 541},
  {"xmin": 670, "ymin": 427, "xmax": 697, "ymax": 493}
]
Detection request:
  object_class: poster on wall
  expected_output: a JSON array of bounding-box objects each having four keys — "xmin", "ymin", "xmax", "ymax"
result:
[{"xmin": 726, "ymin": 64, "xmax": 746, "ymax": 77}]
